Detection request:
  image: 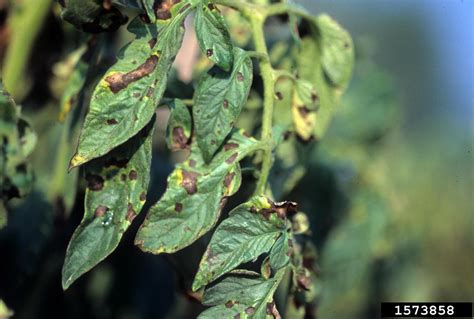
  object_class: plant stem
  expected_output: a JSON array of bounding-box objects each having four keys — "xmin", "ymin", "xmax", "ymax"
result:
[
  {"xmin": 251, "ymin": 15, "xmax": 275, "ymax": 195},
  {"xmin": 2, "ymin": 0, "xmax": 51, "ymax": 100}
]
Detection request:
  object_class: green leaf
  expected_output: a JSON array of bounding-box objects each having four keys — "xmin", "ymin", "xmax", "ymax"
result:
[
  {"xmin": 199, "ymin": 273, "xmax": 277, "ymax": 319},
  {"xmin": 192, "ymin": 196, "xmax": 287, "ymax": 291},
  {"xmin": 316, "ymin": 14, "xmax": 354, "ymax": 88},
  {"xmin": 62, "ymin": 117, "xmax": 155, "ymax": 290},
  {"xmin": 199, "ymin": 271, "xmax": 285, "ymax": 319},
  {"xmin": 195, "ymin": 0, "xmax": 234, "ymax": 71},
  {"xmin": 203, "ymin": 273, "xmax": 276, "ymax": 306},
  {"xmin": 293, "ymin": 15, "xmax": 353, "ymax": 141},
  {"xmin": 0, "ymin": 82, "xmax": 35, "ymax": 200},
  {"xmin": 193, "ymin": 48, "xmax": 253, "ymax": 162},
  {"xmin": 135, "ymin": 130, "xmax": 260, "ymax": 255},
  {"xmin": 165, "ymin": 99, "xmax": 192, "ymax": 151},
  {"xmin": 269, "ymin": 232, "xmax": 290, "ymax": 271},
  {"xmin": 70, "ymin": 4, "xmax": 192, "ymax": 168}
]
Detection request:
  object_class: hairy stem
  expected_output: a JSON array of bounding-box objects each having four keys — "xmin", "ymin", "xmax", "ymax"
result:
[{"xmin": 251, "ymin": 15, "xmax": 275, "ymax": 195}]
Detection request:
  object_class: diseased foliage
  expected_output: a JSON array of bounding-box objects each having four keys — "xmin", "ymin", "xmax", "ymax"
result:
[
  {"xmin": 2, "ymin": 0, "xmax": 355, "ymax": 317},
  {"xmin": 0, "ymin": 82, "xmax": 36, "ymax": 204}
]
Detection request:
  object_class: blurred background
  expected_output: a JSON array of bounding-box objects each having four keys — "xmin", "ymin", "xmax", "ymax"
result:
[{"xmin": 0, "ymin": 0, "xmax": 472, "ymax": 318}]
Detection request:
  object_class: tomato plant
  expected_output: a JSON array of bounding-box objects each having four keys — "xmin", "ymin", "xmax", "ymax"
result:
[{"xmin": 1, "ymin": 0, "xmax": 354, "ymax": 317}]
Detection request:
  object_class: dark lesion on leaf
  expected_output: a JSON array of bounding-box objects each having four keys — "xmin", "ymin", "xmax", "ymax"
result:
[
  {"xmin": 266, "ymin": 302, "xmax": 282, "ymax": 319},
  {"xmin": 236, "ymin": 72, "xmax": 244, "ymax": 82},
  {"xmin": 86, "ymin": 174, "xmax": 104, "ymax": 191},
  {"xmin": 172, "ymin": 126, "xmax": 189, "ymax": 150},
  {"xmin": 181, "ymin": 170, "xmax": 200, "ymax": 195},
  {"xmin": 105, "ymin": 55, "xmax": 159, "ymax": 93},
  {"xmin": 94, "ymin": 205, "xmax": 108, "ymax": 217},
  {"xmin": 225, "ymin": 300, "xmax": 235, "ymax": 308},
  {"xmin": 140, "ymin": 192, "xmax": 147, "ymax": 201},
  {"xmin": 106, "ymin": 118, "xmax": 118, "ymax": 125},
  {"xmin": 126, "ymin": 203, "xmax": 137, "ymax": 222},
  {"xmin": 148, "ymin": 38, "xmax": 157, "ymax": 49},
  {"xmin": 174, "ymin": 202, "xmax": 183, "ymax": 212},
  {"xmin": 225, "ymin": 152, "xmax": 238, "ymax": 164},
  {"xmin": 273, "ymin": 201, "xmax": 298, "ymax": 219},
  {"xmin": 223, "ymin": 142, "xmax": 238, "ymax": 151},
  {"xmin": 154, "ymin": 0, "xmax": 181, "ymax": 20},
  {"xmin": 253, "ymin": 199, "xmax": 298, "ymax": 220},
  {"xmin": 223, "ymin": 172, "xmax": 235, "ymax": 189},
  {"xmin": 245, "ymin": 307, "xmax": 255, "ymax": 315},
  {"xmin": 297, "ymin": 105, "xmax": 312, "ymax": 118},
  {"xmin": 129, "ymin": 170, "xmax": 138, "ymax": 180}
]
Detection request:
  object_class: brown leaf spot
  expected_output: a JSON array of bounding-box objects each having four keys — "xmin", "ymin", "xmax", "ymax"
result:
[
  {"xmin": 148, "ymin": 38, "xmax": 157, "ymax": 49},
  {"xmin": 105, "ymin": 55, "xmax": 159, "ymax": 93},
  {"xmin": 95, "ymin": 205, "xmax": 108, "ymax": 217},
  {"xmin": 181, "ymin": 170, "xmax": 199, "ymax": 195},
  {"xmin": 275, "ymin": 91, "xmax": 283, "ymax": 100},
  {"xmin": 245, "ymin": 307, "xmax": 255, "ymax": 315},
  {"xmin": 234, "ymin": 314, "xmax": 241, "ymax": 319},
  {"xmin": 237, "ymin": 72, "xmax": 244, "ymax": 82},
  {"xmin": 172, "ymin": 126, "xmax": 188, "ymax": 149},
  {"xmin": 155, "ymin": 0, "xmax": 181, "ymax": 20},
  {"xmin": 146, "ymin": 87, "xmax": 154, "ymax": 98},
  {"xmin": 175, "ymin": 202, "xmax": 183, "ymax": 212},
  {"xmin": 225, "ymin": 300, "xmax": 234, "ymax": 308},
  {"xmin": 126, "ymin": 203, "xmax": 137, "ymax": 222},
  {"xmin": 207, "ymin": 3, "xmax": 216, "ymax": 10},
  {"xmin": 86, "ymin": 174, "xmax": 104, "ymax": 191},
  {"xmin": 273, "ymin": 201, "xmax": 298, "ymax": 219},
  {"xmin": 297, "ymin": 106, "xmax": 311, "ymax": 118},
  {"xmin": 206, "ymin": 49, "xmax": 213, "ymax": 57},
  {"xmin": 140, "ymin": 192, "xmax": 147, "ymax": 201},
  {"xmin": 266, "ymin": 302, "xmax": 282, "ymax": 319},
  {"xmin": 120, "ymin": 174, "xmax": 127, "ymax": 181},
  {"xmin": 129, "ymin": 170, "xmax": 138, "ymax": 180},
  {"xmin": 223, "ymin": 142, "xmax": 238, "ymax": 151},
  {"xmin": 311, "ymin": 92, "xmax": 319, "ymax": 103},
  {"xmin": 224, "ymin": 172, "xmax": 235, "ymax": 188},
  {"xmin": 223, "ymin": 99, "xmax": 229, "ymax": 108},
  {"xmin": 106, "ymin": 118, "xmax": 118, "ymax": 125},
  {"xmin": 225, "ymin": 152, "xmax": 238, "ymax": 164}
]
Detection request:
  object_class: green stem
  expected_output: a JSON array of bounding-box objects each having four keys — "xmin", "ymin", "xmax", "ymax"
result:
[
  {"xmin": 2, "ymin": 0, "xmax": 51, "ymax": 100},
  {"xmin": 251, "ymin": 15, "xmax": 275, "ymax": 195}
]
